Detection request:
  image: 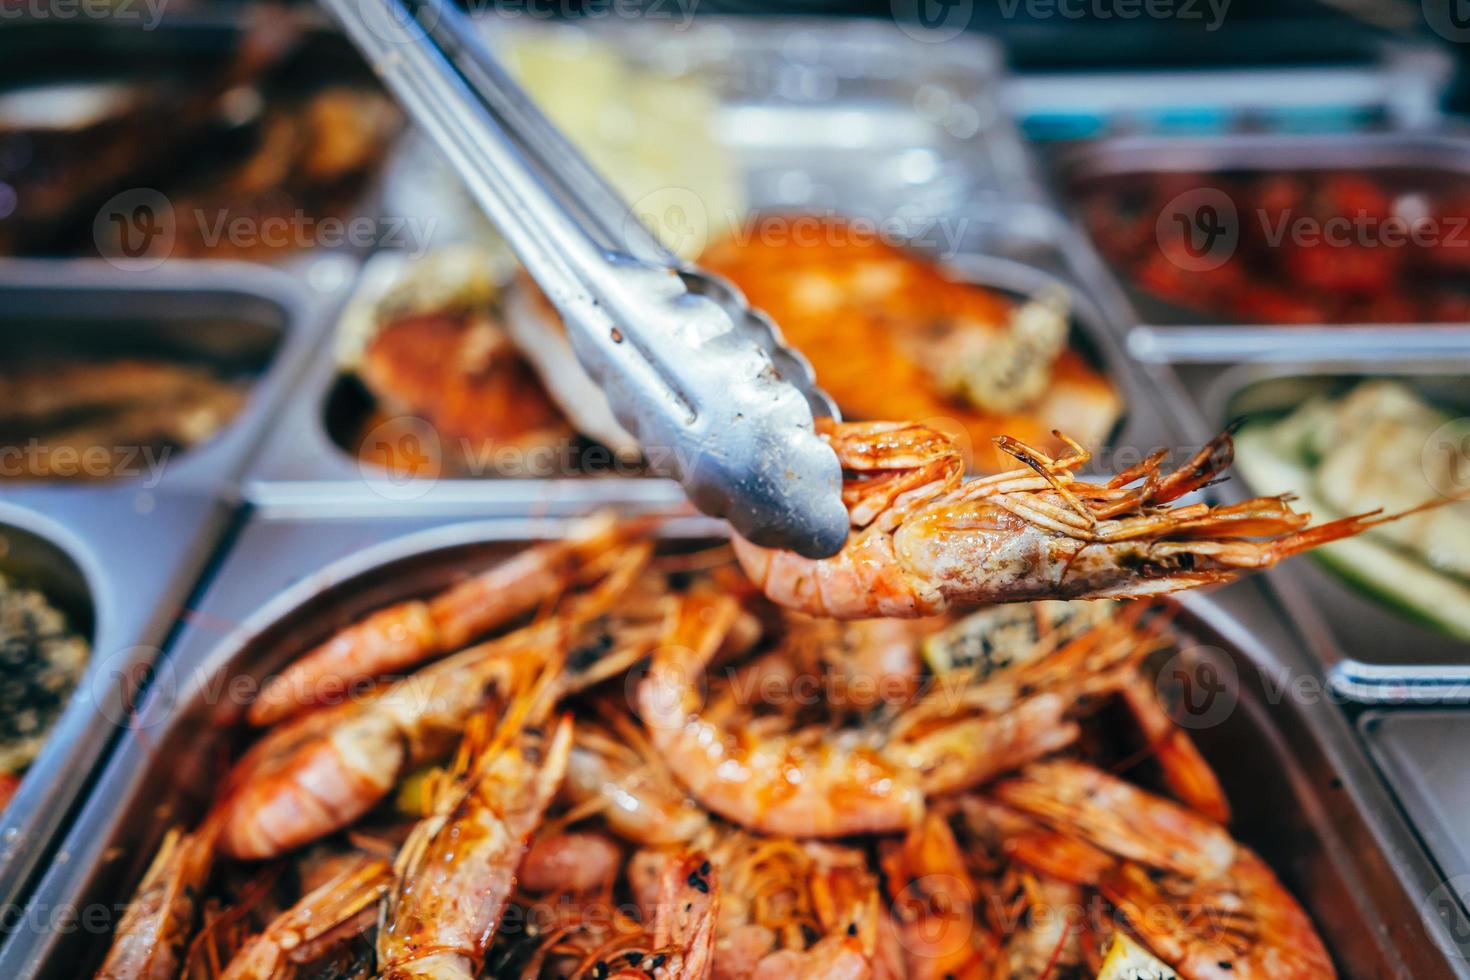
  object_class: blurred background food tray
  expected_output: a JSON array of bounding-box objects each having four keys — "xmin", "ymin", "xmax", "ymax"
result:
[
  {"xmin": 1052, "ymin": 131, "xmax": 1470, "ymax": 360},
  {"xmin": 0, "ymin": 12, "xmax": 401, "ymax": 268}
]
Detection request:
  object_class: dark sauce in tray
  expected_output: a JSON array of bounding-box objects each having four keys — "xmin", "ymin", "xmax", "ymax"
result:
[{"xmin": 0, "ymin": 575, "xmax": 89, "ymax": 787}]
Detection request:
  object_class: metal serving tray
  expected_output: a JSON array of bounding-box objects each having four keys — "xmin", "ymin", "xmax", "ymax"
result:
[
  {"xmin": 1151, "ymin": 357, "xmax": 1470, "ymax": 702},
  {"xmin": 1360, "ymin": 708, "xmax": 1470, "ymax": 960},
  {"xmin": 0, "ymin": 512, "xmax": 1456, "ymax": 975},
  {"xmin": 242, "ymin": 222, "xmax": 1155, "ymax": 512},
  {"xmin": 0, "ymin": 257, "xmax": 352, "ymax": 912},
  {"xmin": 0, "ymin": 258, "xmax": 349, "ymax": 496},
  {"xmin": 1052, "ymin": 132, "xmax": 1470, "ymax": 361},
  {"xmin": 0, "ymin": 490, "xmax": 226, "ymax": 918}
]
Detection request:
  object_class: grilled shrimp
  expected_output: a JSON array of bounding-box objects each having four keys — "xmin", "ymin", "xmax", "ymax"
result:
[
  {"xmin": 377, "ymin": 681, "xmax": 573, "ymax": 979},
  {"xmin": 520, "ymin": 829, "xmax": 624, "ymax": 896},
  {"xmin": 248, "ymin": 514, "xmax": 639, "ymax": 726},
  {"xmin": 564, "ymin": 711, "xmax": 710, "ymax": 846},
  {"xmin": 506, "ymin": 848, "xmax": 717, "ymax": 980},
  {"xmin": 1101, "ymin": 850, "xmax": 1335, "ymax": 980},
  {"xmin": 638, "ymin": 829, "xmax": 878, "ymax": 980},
  {"xmin": 1117, "ymin": 672, "xmax": 1231, "ymax": 824},
  {"xmin": 992, "ymin": 761, "xmax": 1334, "ymax": 979},
  {"xmin": 217, "ymin": 854, "xmax": 390, "ymax": 979},
  {"xmin": 991, "ymin": 759, "xmax": 1237, "ymax": 883},
  {"xmin": 879, "ymin": 813, "xmax": 987, "ymax": 980},
  {"xmin": 95, "ymin": 819, "xmax": 220, "ymax": 980},
  {"xmin": 636, "ymin": 592, "xmax": 1149, "ymax": 837},
  {"xmin": 778, "ymin": 612, "xmax": 926, "ymax": 712},
  {"xmin": 735, "ymin": 419, "xmax": 1414, "ymax": 618},
  {"xmin": 216, "ymin": 640, "xmax": 542, "ymax": 860}
]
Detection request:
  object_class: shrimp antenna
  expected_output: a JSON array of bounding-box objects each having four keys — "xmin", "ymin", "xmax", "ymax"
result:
[{"xmin": 995, "ymin": 434, "xmax": 1096, "ymax": 526}]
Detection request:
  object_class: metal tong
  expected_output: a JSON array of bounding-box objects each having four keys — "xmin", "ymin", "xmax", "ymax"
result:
[{"xmin": 320, "ymin": 0, "xmax": 849, "ymax": 558}]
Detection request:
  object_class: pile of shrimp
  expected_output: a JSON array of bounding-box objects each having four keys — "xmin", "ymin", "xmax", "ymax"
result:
[{"xmin": 94, "ymin": 513, "xmax": 1335, "ymax": 980}]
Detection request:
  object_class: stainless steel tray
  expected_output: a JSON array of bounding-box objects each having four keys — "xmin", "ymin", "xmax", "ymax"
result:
[
  {"xmin": 0, "ymin": 257, "xmax": 351, "ymax": 911},
  {"xmin": 0, "ymin": 490, "xmax": 227, "ymax": 917},
  {"xmin": 242, "ymin": 224, "xmax": 1157, "ymax": 512},
  {"xmin": 1153, "ymin": 357, "xmax": 1470, "ymax": 701},
  {"xmin": 0, "ymin": 257, "xmax": 349, "ymax": 495},
  {"xmin": 1360, "ymin": 708, "xmax": 1470, "ymax": 963},
  {"xmin": 0, "ymin": 511, "xmax": 1458, "ymax": 976},
  {"xmin": 1052, "ymin": 132, "xmax": 1470, "ymax": 360}
]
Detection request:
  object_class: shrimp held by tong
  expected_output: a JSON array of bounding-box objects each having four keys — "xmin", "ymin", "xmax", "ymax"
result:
[{"xmin": 736, "ymin": 419, "xmax": 1433, "ymax": 618}]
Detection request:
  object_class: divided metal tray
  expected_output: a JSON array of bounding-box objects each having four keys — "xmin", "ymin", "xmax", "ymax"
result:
[
  {"xmin": 1361, "ymin": 707, "xmax": 1470, "ymax": 965},
  {"xmin": 0, "ymin": 257, "xmax": 347, "ymax": 912},
  {"xmin": 1139, "ymin": 354, "xmax": 1470, "ymax": 702},
  {"xmin": 0, "ymin": 14, "xmax": 393, "ymax": 265},
  {"xmin": 378, "ymin": 14, "xmax": 1037, "ymax": 249}
]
